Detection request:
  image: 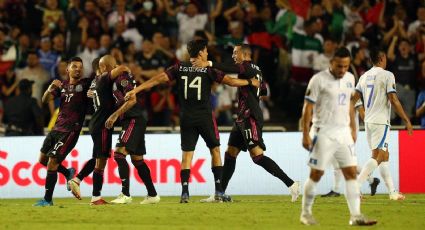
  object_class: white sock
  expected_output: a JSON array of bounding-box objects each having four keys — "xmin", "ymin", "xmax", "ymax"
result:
[
  {"xmin": 345, "ymin": 179, "xmax": 361, "ymax": 216},
  {"xmin": 333, "ymin": 169, "xmax": 343, "ymax": 192},
  {"xmin": 358, "ymin": 159, "xmax": 378, "ymax": 186},
  {"xmin": 302, "ymin": 178, "xmax": 317, "ymax": 215},
  {"xmin": 74, "ymin": 177, "xmax": 81, "ymax": 184},
  {"xmin": 379, "ymin": 162, "xmax": 396, "ymax": 193}
]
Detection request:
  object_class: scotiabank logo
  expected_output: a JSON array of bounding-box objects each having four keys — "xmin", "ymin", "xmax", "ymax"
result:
[{"xmin": 0, "ymin": 149, "xmax": 206, "ymax": 187}]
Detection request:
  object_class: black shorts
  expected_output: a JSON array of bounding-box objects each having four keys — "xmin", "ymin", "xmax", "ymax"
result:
[
  {"xmin": 91, "ymin": 128, "xmax": 112, "ymax": 158},
  {"xmin": 116, "ymin": 117, "xmax": 146, "ymax": 155},
  {"xmin": 40, "ymin": 130, "xmax": 80, "ymax": 162},
  {"xmin": 228, "ymin": 117, "xmax": 266, "ymax": 152},
  {"xmin": 180, "ymin": 117, "xmax": 220, "ymax": 151}
]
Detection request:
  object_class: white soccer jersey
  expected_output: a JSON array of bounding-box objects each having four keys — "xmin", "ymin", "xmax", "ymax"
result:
[
  {"xmin": 354, "ymin": 99, "xmax": 363, "ymax": 134},
  {"xmin": 305, "ymin": 69, "xmax": 356, "ymax": 132},
  {"xmin": 355, "ymin": 66, "xmax": 396, "ymax": 125}
]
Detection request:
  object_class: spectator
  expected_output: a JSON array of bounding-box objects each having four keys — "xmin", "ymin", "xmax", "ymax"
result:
[
  {"xmin": 135, "ymin": 39, "xmax": 169, "ymax": 78},
  {"xmin": 416, "ymin": 60, "xmax": 425, "ymax": 128},
  {"xmin": 3, "ymin": 79, "xmax": 44, "ymax": 136},
  {"xmin": 107, "ymin": 0, "xmax": 135, "ymax": 29},
  {"xmin": 313, "ymin": 37, "xmax": 338, "ymax": 72},
  {"xmin": 77, "ymin": 36, "xmax": 99, "ymax": 77},
  {"xmin": 408, "ymin": 6, "xmax": 425, "ymax": 39},
  {"xmin": 170, "ymin": 2, "xmax": 208, "ymax": 44},
  {"xmin": 37, "ymin": 36, "xmax": 60, "ymax": 75},
  {"xmin": 349, "ymin": 46, "xmax": 368, "ymax": 80},
  {"xmin": 0, "ymin": 29, "xmax": 17, "ymax": 75},
  {"xmin": 152, "ymin": 31, "xmax": 176, "ymax": 60},
  {"xmin": 98, "ymin": 33, "xmax": 112, "ymax": 56},
  {"xmin": 149, "ymin": 84, "xmax": 176, "ymax": 126},
  {"xmin": 16, "ymin": 51, "xmax": 50, "ymax": 105},
  {"xmin": 52, "ymin": 33, "xmax": 66, "ymax": 58},
  {"xmin": 83, "ymin": 0, "xmax": 107, "ymax": 38},
  {"xmin": 135, "ymin": 0, "xmax": 164, "ymax": 39},
  {"xmin": 0, "ymin": 69, "xmax": 19, "ymax": 101},
  {"xmin": 15, "ymin": 33, "xmax": 30, "ymax": 68}
]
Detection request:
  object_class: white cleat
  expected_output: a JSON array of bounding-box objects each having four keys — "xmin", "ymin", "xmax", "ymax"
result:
[
  {"xmin": 140, "ymin": 195, "xmax": 160, "ymax": 204},
  {"xmin": 289, "ymin": 181, "xmax": 300, "ymax": 202},
  {"xmin": 68, "ymin": 179, "xmax": 81, "ymax": 200},
  {"xmin": 389, "ymin": 192, "xmax": 405, "ymax": 200},
  {"xmin": 110, "ymin": 193, "xmax": 132, "ymax": 204},
  {"xmin": 200, "ymin": 195, "xmax": 215, "ymax": 203},
  {"xmin": 300, "ymin": 213, "xmax": 318, "ymax": 225},
  {"xmin": 349, "ymin": 214, "xmax": 377, "ymax": 226}
]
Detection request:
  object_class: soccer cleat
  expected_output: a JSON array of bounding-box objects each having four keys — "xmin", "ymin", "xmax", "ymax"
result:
[
  {"xmin": 200, "ymin": 195, "xmax": 215, "ymax": 203},
  {"xmin": 180, "ymin": 193, "xmax": 189, "ymax": 203},
  {"xmin": 222, "ymin": 194, "xmax": 233, "ymax": 202},
  {"xmin": 389, "ymin": 192, "xmax": 405, "ymax": 200},
  {"xmin": 349, "ymin": 214, "xmax": 377, "ymax": 226},
  {"xmin": 68, "ymin": 179, "xmax": 82, "ymax": 200},
  {"xmin": 370, "ymin": 178, "xmax": 380, "ymax": 196},
  {"xmin": 289, "ymin": 181, "xmax": 300, "ymax": 202},
  {"xmin": 320, "ymin": 190, "xmax": 341, "ymax": 197},
  {"xmin": 300, "ymin": 213, "xmax": 318, "ymax": 225},
  {"xmin": 200, "ymin": 194, "xmax": 233, "ymax": 203},
  {"xmin": 33, "ymin": 199, "xmax": 53, "ymax": 207},
  {"xmin": 90, "ymin": 198, "xmax": 109, "ymax": 205},
  {"xmin": 140, "ymin": 195, "xmax": 160, "ymax": 205},
  {"xmin": 110, "ymin": 193, "xmax": 132, "ymax": 204},
  {"xmin": 66, "ymin": 168, "xmax": 76, "ymax": 191}
]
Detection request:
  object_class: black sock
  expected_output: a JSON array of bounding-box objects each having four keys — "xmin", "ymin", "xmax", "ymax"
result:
[
  {"xmin": 222, "ymin": 152, "xmax": 236, "ymax": 192},
  {"xmin": 212, "ymin": 166, "xmax": 223, "ymax": 193},
  {"xmin": 252, "ymin": 154, "xmax": 294, "ymax": 187},
  {"xmin": 180, "ymin": 169, "xmax": 190, "ymax": 196},
  {"xmin": 132, "ymin": 159, "xmax": 157, "ymax": 197},
  {"xmin": 57, "ymin": 164, "xmax": 70, "ymax": 178},
  {"xmin": 115, "ymin": 153, "xmax": 130, "ymax": 196},
  {"xmin": 44, "ymin": 170, "xmax": 57, "ymax": 202},
  {"xmin": 92, "ymin": 168, "xmax": 104, "ymax": 197},
  {"xmin": 77, "ymin": 158, "xmax": 96, "ymax": 181}
]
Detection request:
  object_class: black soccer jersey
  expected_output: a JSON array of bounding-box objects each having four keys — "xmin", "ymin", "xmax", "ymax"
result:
[
  {"xmin": 89, "ymin": 72, "xmax": 115, "ymax": 134},
  {"xmin": 113, "ymin": 72, "xmax": 145, "ymax": 119},
  {"xmin": 165, "ymin": 62, "xmax": 225, "ymax": 123}
]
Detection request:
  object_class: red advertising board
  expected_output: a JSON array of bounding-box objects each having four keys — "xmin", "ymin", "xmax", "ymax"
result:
[{"xmin": 399, "ymin": 130, "xmax": 425, "ymax": 193}]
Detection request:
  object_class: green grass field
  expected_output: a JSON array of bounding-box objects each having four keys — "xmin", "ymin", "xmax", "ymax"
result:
[{"xmin": 1, "ymin": 195, "xmax": 424, "ymax": 229}]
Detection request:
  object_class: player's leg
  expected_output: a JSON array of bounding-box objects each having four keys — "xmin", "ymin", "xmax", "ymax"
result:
[
  {"xmin": 35, "ymin": 157, "xmax": 60, "ymax": 206},
  {"xmin": 322, "ymin": 158, "xmax": 342, "ymax": 197},
  {"xmin": 91, "ymin": 157, "xmax": 108, "ymax": 205},
  {"xmin": 379, "ymin": 151, "xmax": 405, "ymax": 200},
  {"xmin": 222, "ymin": 145, "xmax": 241, "ymax": 193},
  {"xmin": 209, "ymin": 146, "xmax": 224, "ymax": 196},
  {"xmin": 179, "ymin": 124, "xmax": 199, "ymax": 203},
  {"xmin": 130, "ymin": 155, "xmax": 159, "ymax": 204},
  {"xmin": 109, "ymin": 147, "xmax": 132, "ymax": 204},
  {"xmin": 356, "ymin": 164, "xmax": 380, "ymax": 196}
]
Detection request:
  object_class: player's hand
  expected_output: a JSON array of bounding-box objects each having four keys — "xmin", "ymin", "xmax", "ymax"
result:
[
  {"xmin": 49, "ymin": 80, "xmax": 62, "ymax": 91},
  {"xmin": 105, "ymin": 114, "xmax": 118, "ymax": 129},
  {"xmin": 302, "ymin": 135, "xmax": 313, "ymax": 151},
  {"xmin": 124, "ymin": 90, "xmax": 136, "ymax": 101},
  {"xmin": 250, "ymin": 78, "xmax": 260, "ymax": 88},
  {"xmin": 406, "ymin": 121, "xmax": 413, "ymax": 135},
  {"xmin": 87, "ymin": 89, "xmax": 94, "ymax": 98},
  {"xmin": 191, "ymin": 59, "xmax": 209, "ymax": 68}
]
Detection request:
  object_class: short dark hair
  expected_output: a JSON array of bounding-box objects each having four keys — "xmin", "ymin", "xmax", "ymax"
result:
[
  {"xmin": 333, "ymin": 47, "xmax": 351, "ymax": 59},
  {"xmin": 369, "ymin": 47, "xmax": 385, "ymax": 65},
  {"xmin": 92, "ymin": 57, "xmax": 100, "ymax": 72},
  {"xmin": 68, "ymin": 57, "xmax": 83, "ymax": 64},
  {"xmin": 187, "ymin": 39, "xmax": 208, "ymax": 58}
]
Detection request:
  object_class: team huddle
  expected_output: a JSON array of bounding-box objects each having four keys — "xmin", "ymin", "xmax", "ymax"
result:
[{"xmin": 32, "ymin": 40, "xmax": 412, "ymax": 226}]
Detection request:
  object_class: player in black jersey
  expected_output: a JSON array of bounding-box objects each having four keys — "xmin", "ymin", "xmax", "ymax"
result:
[
  {"xmin": 193, "ymin": 44, "xmax": 300, "ymax": 203},
  {"xmin": 125, "ymin": 40, "xmax": 259, "ymax": 203},
  {"xmin": 34, "ymin": 57, "xmax": 91, "ymax": 207},
  {"xmin": 99, "ymin": 55, "xmax": 159, "ymax": 205}
]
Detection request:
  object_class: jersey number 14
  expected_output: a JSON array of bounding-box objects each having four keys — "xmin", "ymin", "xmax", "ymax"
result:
[{"xmin": 182, "ymin": 76, "xmax": 202, "ymax": 100}]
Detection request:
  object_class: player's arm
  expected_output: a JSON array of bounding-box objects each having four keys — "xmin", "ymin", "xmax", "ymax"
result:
[
  {"xmin": 301, "ymin": 101, "xmax": 314, "ymax": 151},
  {"xmin": 105, "ymin": 93, "xmax": 137, "ymax": 129},
  {"xmin": 357, "ymin": 104, "xmax": 365, "ymax": 121},
  {"xmin": 42, "ymin": 79, "xmax": 62, "ymax": 104},
  {"xmin": 221, "ymin": 75, "xmax": 260, "ymax": 87},
  {"xmin": 192, "ymin": 59, "xmax": 241, "ymax": 73},
  {"xmin": 349, "ymin": 98, "xmax": 357, "ymax": 142},
  {"xmin": 388, "ymin": 93, "xmax": 413, "ymax": 135},
  {"xmin": 110, "ymin": 65, "xmax": 131, "ymax": 80},
  {"xmin": 125, "ymin": 72, "xmax": 170, "ymax": 101},
  {"xmin": 416, "ymin": 101, "xmax": 425, "ymax": 117}
]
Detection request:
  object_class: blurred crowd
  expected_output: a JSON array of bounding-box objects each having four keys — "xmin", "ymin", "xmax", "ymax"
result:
[{"xmin": 1, "ymin": 0, "xmax": 425, "ymax": 135}]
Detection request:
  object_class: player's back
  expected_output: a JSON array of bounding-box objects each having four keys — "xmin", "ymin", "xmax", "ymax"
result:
[
  {"xmin": 165, "ymin": 62, "xmax": 224, "ymax": 123},
  {"xmin": 356, "ymin": 66, "xmax": 395, "ymax": 125},
  {"xmin": 89, "ymin": 72, "xmax": 115, "ymax": 133},
  {"xmin": 113, "ymin": 72, "xmax": 145, "ymax": 119}
]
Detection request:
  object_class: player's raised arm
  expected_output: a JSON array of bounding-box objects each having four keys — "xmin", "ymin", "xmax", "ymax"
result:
[
  {"xmin": 125, "ymin": 72, "xmax": 170, "ymax": 101},
  {"xmin": 42, "ymin": 79, "xmax": 62, "ymax": 104},
  {"xmin": 110, "ymin": 65, "xmax": 131, "ymax": 79},
  {"xmin": 388, "ymin": 93, "xmax": 413, "ymax": 135},
  {"xmin": 221, "ymin": 75, "xmax": 259, "ymax": 87},
  {"xmin": 105, "ymin": 93, "xmax": 137, "ymax": 129},
  {"xmin": 191, "ymin": 59, "xmax": 241, "ymax": 73}
]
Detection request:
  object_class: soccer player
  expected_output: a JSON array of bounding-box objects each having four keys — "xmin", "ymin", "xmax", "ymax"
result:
[
  {"xmin": 321, "ymin": 101, "xmax": 380, "ymax": 197},
  {"xmin": 193, "ymin": 44, "xmax": 300, "ymax": 203},
  {"xmin": 125, "ymin": 39, "xmax": 259, "ymax": 203},
  {"xmin": 34, "ymin": 57, "xmax": 92, "ymax": 206},
  {"xmin": 301, "ymin": 47, "xmax": 377, "ymax": 225},
  {"xmin": 68, "ymin": 55, "xmax": 130, "ymax": 205},
  {"xmin": 101, "ymin": 55, "xmax": 159, "ymax": 205},
  {"xmin": 353, "ymin": 48, "xmax": 413, "ymax": 200}
]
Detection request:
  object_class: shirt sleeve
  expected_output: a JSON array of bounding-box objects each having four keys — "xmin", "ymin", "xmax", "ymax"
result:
[
  {"xmin": 210, "ymin": 68, "xmax": 225, "ymax": 83},
  {"xmin": 112, "ymin": 82, "xmax": 125, "ymax": 107},
  {"xmin": 164, "ymin": 64, "xmax": 179, "ymax": 81},
  {"xmin": 386, "ymin": 72, "xmax": 397, "ymax": 94},
  {"xmin": 305, "ymin": 75, "xmax": 320, "ymax": 104},
  {"xmin": 416, "ymin": 92, "xmax": 425, "ymax": 109},
  {"xmin": 355, "ymin": 77, "xmax": 363, "ymax": 94}
]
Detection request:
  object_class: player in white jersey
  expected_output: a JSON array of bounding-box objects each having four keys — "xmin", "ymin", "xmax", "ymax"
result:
[
  {"xmin": 301, "ymin": 47, "xmax": 377, "ymax": 226},
  {"xmin": 321, "ymin": 100, "xmax": 380, "ymax": 197},
  {"xmin": 352, "ymin": 48, "xmax": 413, "ymax": 200}
]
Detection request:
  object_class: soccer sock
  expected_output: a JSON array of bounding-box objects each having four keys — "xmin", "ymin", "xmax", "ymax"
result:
[
  {"xmin": 44, "ymin": 170, "xmax": 57, "ymax": 202},
  {"xmin": 252, "ymin": 154, "xmax": 294, "ymax": 187},
  {"xmin": 92, "ymin": 168, "xmax": 104, "ymax": 197},
  {"xmin": 115, "ymin": 153, "xmax": 130, "ymax": 196},
  {"xmin": 345, "ymin": 179, "xmax": 361, "ymax": 216},
  {"xmin": 212, "ymin": 166, "xmax": 224, "ymax": 193},
  {"xmin": 379, "ymin": 162, "xmax": 396, "ymax": 193},
  {"xmin": 132, "ymin": 159, "xmax": 157, "ymax": 197},
  {"xmin": 222, "ymin": 152, "xmax": 236, "ymax": 192},
  {"xmin": 302, "ymin": 178, "xmax": 317, "ymax": 215},
  {"xmin": 57, "ymin": 165, "xmax": 69, "ymax": 178},
  {"xmin": 333, "ymin": 169, "xmax": 343, "ymax": 192},
  {"xmin": 358, "ymin": 158, "xmax": 378, "ymax": 185},
  {"xmin": 180, "ymin": 169, "xmax": 190, "ymax": 196},
  {"xmin": 76, "ymin": 158, "xmax": 96, "ymax": 181}
]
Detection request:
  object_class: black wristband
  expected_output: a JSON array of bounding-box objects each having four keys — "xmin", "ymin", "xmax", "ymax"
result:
[{"xmin": 247, "ymin": 79, "xmax": 252, "ymax": 86}]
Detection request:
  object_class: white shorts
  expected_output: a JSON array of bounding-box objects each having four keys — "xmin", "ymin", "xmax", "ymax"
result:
[
  {"xmin": 365, "ymin": 123, "xmax": 389, "ymax": 152},
  {"xmin": 308, "ymin": 131, "xmax": 357, "ymax": 171}
]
